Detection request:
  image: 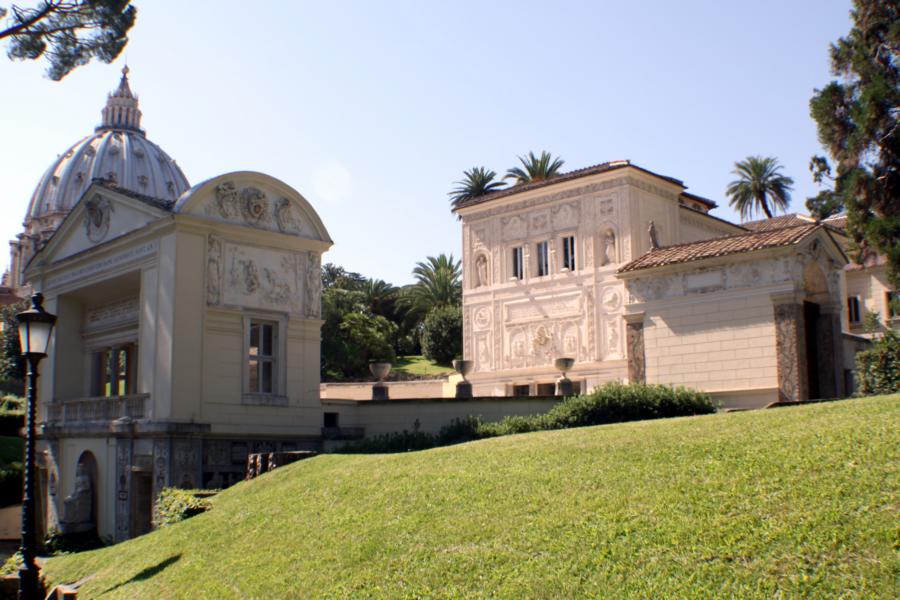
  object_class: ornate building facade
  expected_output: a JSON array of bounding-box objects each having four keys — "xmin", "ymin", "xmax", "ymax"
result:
[
  {"xmin": 453, "ymin": 161, "xmax": 868, "ymax": 408},
  {"xmin": 15, "ymin": 70, "xmax": 332, "ymax": 541}
]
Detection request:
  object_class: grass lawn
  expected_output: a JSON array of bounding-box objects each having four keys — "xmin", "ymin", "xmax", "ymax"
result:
[
  {"xmin": 43, "ymin": 395, "xmax": 898, "ymax": 599},
  {"xmin": 392, "ymin": 354, "xmax": 455, "ymax": 378}
]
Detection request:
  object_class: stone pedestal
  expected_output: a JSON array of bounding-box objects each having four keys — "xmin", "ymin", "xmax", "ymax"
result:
[
  {"xmin": 372, "ymin": 383, "xmax": 389, "ymax": 401},
  {"xmin": 556, "ymin": 377, "xmax": 573, "ymax": 397},
  {"xmin": 455, "ymin": 381, "xmax": 473, "ymax": 399}
]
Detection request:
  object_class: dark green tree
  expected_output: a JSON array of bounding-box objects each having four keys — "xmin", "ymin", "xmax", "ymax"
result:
[
  {"xmin": 725, "ymin": 156, "xmax": 794, "ymax": 220},
  {"xmin": 805, "ymin": 156, "xmax": 845, "ymax": 220},
  {"xmin": 0, "ymin": 300, "xmax": 27, "ymax": 382},
  {"xmin": 1, "ymin": 0, "xmax": 137, "ymax": 80},
  {"xmin": 320, "ymin": 287, "xmax": 397, "ymax": 380},
  {"xmin": 449, "ymin": 166, "xmax": 506, "ymax": 204},
  {"xmin": 809, "ymin": 0, "xmax": 900, "ymax": 284},
  {"xmin": 420, "ymin": 305, "xmax": 462, "ymax": 366},
  {"xmin": 505, "ymin": 151, "xmax": 565, "ymax": 185}
]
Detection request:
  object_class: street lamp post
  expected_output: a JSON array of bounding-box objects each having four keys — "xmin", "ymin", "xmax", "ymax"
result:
[{"xmin": 16, "ymin": 293, "xmax": 56, "ymax": 600}]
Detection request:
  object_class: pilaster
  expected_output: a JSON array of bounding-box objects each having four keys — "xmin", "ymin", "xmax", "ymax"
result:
[{"xmin": 623, "ymin": 312, "xmax": 646, "ymax": 384}]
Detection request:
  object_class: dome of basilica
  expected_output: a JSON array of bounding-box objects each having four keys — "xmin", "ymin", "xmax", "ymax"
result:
[{"xmin": 23, "ymin": 67, "xmax": 190, "ymax": 241}]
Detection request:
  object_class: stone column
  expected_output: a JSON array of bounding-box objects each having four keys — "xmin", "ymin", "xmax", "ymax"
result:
[
  {"xmin": 623, "ymin": 312, "xmax": 646, "ymax": 384},
  {"xmin": 771, "ymin": 293, "xmax": 807, "ymax": 403}
]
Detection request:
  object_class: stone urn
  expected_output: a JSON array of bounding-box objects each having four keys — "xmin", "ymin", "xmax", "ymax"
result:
[
  {"xmin": 452, "ymin": 359, "xmax": 474, "ymax": 399},
  {"xmin": 554, "ymin": 357, "xmax": 575, "ymax": 397},
  {"xmin": 369, "ymin": 361, "xmax": 392, "ymax": 381},
  {"xmin": 369, "ymin": 361, "xmax": 391, "ymax": 400},
  {"xmin": 452, "ymin": 359, "xmax": 474, "ymax": 382}
]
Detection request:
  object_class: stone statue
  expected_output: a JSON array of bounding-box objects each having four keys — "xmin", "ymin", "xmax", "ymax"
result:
[
  {"xmin": 648, "ymin": 221, "xmax": 661, "ymax": 250},
  {"xmin": 59, "ymin": 462, "xmax": 95, "ymax": 534},
  {"xmin": 304, "ymin": 252, "xmax": 322, "ymax": 318},
  {"xmin": 600, "ymin": 231, "xmax": 616, "ymax": 266},
  {"xmin": 475, "ymin": 254, "xmax": 488, "ymax": 287},
  {"xmin": 206, "ymin": 236, "xmax": 222, "ymax": 305}
]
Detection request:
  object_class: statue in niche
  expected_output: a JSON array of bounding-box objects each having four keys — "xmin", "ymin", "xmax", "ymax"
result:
[
  {"xmin": 59, "ymin": 462, "xmax": 95, "ymax": 534},
  {"xmin": 475, "ymin": 254, "xmax": 489, "ymax": 287},
  {"xmin": 600, "ymin": 230, "xmax": 616, "ymax": 266}
]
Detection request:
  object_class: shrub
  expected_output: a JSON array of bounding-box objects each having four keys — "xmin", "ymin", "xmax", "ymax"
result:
[
  {"xmin": 341, "ymin": 383, "xmax": 715, "ymax": 453},
  {"xmin": 420, "ymin": 305, "xmax": 462, "ymax": 365},
  {"xmin": 855, "ymin": 329, "xmax": 900, "ymax": 395},
  {"xmin": 153, "ymin": 488, "xmax": 215, "ymax": 528},
  {"xmin": 44, "ymin": 527, "xmax": 106, "ymax": 554}
]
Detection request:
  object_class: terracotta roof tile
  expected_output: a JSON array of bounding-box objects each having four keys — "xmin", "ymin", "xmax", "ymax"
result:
[
  {"xmin": 741, "ymin": 213, "xmax": 817, "ymax": 232},
  {"xmin": 617, "ymin": 224, "xmax": 822, "ymax": 273}
]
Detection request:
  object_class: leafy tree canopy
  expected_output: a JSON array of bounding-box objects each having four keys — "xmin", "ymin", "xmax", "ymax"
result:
[
  {"xmin": 399, "ymin": 254, "xmax": 461, "ymax": 324},
  {"xmin": 1, "ymin": 0, "xmax": 136, "ymax": 80},
  {"xmin": 725, "ymin": 156, "xmax": 794, "ymax": 221},
  {"xmin": 809, "ymin": 0, "xmax": 900, "ymax": 284}
]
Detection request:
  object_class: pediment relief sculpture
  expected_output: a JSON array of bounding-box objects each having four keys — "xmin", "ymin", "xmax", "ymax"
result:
[
  {"xmin": 83, "ymin": 194, "xmax": 113, "ymax": 243},
  {"xmin": 207, "ymin": 180, "xmax": 305, "ymax": 235}
]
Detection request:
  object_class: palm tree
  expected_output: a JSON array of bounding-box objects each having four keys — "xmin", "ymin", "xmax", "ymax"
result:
[
  {"xmin": 362, "ymin": 278, "xmax": 399, "ymax": 319},
  {"xmin": 449, "ymin": 166, "xmax": 506, "ymax": 204},
  {"xmin": 399, "ymin": 254, "xmax": 462, "ymax": 322},
  {"xmin": 505, "ymin": 151, "xmax": 565, "ymax": 185},
  {"xmin": 726, "ymin": 156, "xmax": 795, "ymax": 220}
]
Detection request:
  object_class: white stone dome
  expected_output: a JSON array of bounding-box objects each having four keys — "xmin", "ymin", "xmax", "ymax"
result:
[{"xmin": 23, "ymin": 67, "xmax": 190, "ymax": 240}]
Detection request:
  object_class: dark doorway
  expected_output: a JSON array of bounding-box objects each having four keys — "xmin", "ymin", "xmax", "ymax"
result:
[
  {"xmin": 130, "ymin": 472, "xmax": 153, "ymax": 537},
  {"xmin": 803, "ymin": 301, "xmax": 821, "ymax": 400}
]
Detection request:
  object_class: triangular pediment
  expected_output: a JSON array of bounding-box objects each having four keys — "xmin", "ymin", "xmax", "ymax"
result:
[{"xmin": 30, "ymin": 183, "xmax": 169, "ymax": 267}]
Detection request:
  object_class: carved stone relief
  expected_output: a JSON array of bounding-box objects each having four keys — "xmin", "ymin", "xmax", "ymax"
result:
[
  {"xmin": 599, "ymin": 229, "xmax": 617, "ymax": 266},
  {"xmin": 475, "ymin": 333, "xmax": 492, "ymax": 372},
  {"xmin": 304, "ymin": 251, "xmax": 322, "ymax": 318},
  {"xmin": 625, "ymin": 316, "xmax": 646, "ymax": 383},
  {"xmin": 206, "ymin": 180, "xmax": 308, "ymax": 235},
  {"xmin": 223, "ymin": 243, "xmax": 304, "ymax": 313},
  {"xmin": 84, "ymin": 297, "xmax": 139, "ymax": 332},
  {"xmin": 501, "ymin": 215, "xmax": 527, "ymax": 241},
  {"xmin": 84, "ymin": 195, "xmax": 113, "ymax": 242},
  {"xmin": 473, "ymin": 306, "xmax": 492, "ymax": 330},
  {"xmin": 551, "ymin": 202, "xmax": 580, "ymax": 230},
  {"xmin": 207, "ymin": 235, "xmax": 223, "ymax": 305},
  {"xmin": 773, "ymin": 302, "xmax": 806, "ymax": 402},
  {"xmin": 530, "ymin": 212, "xmax": 550, "ymax": 235}
]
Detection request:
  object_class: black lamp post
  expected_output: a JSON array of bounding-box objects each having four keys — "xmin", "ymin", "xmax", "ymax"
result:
[{"xmin": 16, "ymin": 293, "xmax": 56, "ymax": 600}]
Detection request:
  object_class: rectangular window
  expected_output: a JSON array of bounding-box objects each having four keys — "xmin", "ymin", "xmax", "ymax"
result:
[
  {"xmin": 888, "ymin": 291, "xmax": 900, "ymax": 319},
  {"xmin": 536, "ymin": 241, "xmax": 549, "ymax": 277},
  {"xmin": 536, "ymin": 383, "xmax": 556, "ymax": 396},
  {"xmin": 511, "ymin": 246, "xmax": 524, "ymax": 280},
  {"xmin": 847, "ymin": 296, "xmax": 861, "ymax": 324},
  {"xmin": 512, "ymin": 384, "xmax": 530, "ymax": 396},
  {"xmin": 562, "ymin": 236, "xmax": 576, "ymax": 271},
  {"xmin": 248, "ymin": 320, "xmax": 277, "ymax": 394},
  {"xmin": 92, "ymin": 343, "xmax": 136, "ymax": 397}
]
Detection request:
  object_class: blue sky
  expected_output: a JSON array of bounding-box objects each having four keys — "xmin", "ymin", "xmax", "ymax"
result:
[{"xmin": 0, "ymin": 1, "xmax": 852, "ymax": 285}]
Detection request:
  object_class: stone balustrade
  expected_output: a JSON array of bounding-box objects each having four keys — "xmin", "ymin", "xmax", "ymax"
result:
[{"xmin": 46, "ymin": 393, "xmax": 151, "ymax": 424}]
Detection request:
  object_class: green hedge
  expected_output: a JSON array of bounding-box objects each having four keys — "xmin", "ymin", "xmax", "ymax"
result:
[
  {"xmin": 855, "ymin": 329, "xmax": 900, "ymax": 395},
  {"xmin": 153, "ymin": 488, "xmax": 216, "ymax": 528},
  {"xmin": 342, "ymin": 382, "xmax": 715, "ymax": 453}
]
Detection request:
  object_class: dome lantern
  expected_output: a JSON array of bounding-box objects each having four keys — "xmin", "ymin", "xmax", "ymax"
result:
[{"xmin": 97, "ymin": 65, "xmax": 143, "ymax": 134}]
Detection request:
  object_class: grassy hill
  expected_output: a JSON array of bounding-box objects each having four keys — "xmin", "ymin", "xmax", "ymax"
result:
[{"xmin": 43, "ymin": 395, "xmax": 898, "ymax": 599}]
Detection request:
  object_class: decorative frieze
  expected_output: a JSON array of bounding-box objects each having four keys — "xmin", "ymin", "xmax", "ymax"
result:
[
  {"xmin": 84, "ymin": 296, "xmax": 139, "ymax": 333},
  {"xmin": 624, "ymin": 312, "xmax": 646, "ymax": 383},
  {"xmin": 205, "ymin": 180, "xmax": 307, "ymax": 236}
]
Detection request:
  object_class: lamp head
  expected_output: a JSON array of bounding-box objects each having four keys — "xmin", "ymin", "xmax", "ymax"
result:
[{"xmin": 17, "ymin": 293, "xmax": 57, "ymax": 358}]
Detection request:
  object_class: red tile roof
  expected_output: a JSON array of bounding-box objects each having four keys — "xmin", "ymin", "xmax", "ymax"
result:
[
  {"xmin": 618, "ymin": 224, "xmax": 823, "ymax": 273},
  {"xmin": 741, "ymin": 213, "xmax": 817, "ymax": 232}
]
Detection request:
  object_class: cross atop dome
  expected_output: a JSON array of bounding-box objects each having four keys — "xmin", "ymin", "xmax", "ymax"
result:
[{"xmin": 97, "ymin": 65, "xmax": 143, "ymax": 134}]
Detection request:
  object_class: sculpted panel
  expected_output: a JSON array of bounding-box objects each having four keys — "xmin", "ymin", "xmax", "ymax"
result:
[{"xmin": 222, "ymin": 243, "xmax": 305, "ymax": 313}]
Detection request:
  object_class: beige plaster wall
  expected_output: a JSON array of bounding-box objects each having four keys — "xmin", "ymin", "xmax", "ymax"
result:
[
  {"xmin": 321, "ymin": 379, "xmax": 448, "ymax": 400},
  {"xmin": 845, "ymin": 265, "xmax": 894, "ymax": 333},
  {"xmin": 644, "ymin": 292, "xmax": 778, "ymax": 393},
  {"xmin": 323, "ymin": 397, "xmax": 560, "ymax": 437}
]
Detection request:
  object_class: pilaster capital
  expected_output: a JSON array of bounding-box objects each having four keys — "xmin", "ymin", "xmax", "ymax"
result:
[{"xmin": 623, "ymin": 311, "xmax": 645, "ymax": 325}]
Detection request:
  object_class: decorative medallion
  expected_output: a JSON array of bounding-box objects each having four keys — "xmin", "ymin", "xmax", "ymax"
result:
[
  {"xmin": 473, "ymin": 306, "xmax": 491, "ymax": 329},
  {"xmin": 83, "ymin": 195, "xmax": 113, "ymax": 242},
  {"xmin": 240, "ymin": 187, "xmax": 268, "ymax": 224},
  {"xmin": 275, "ymin": 198, "xmax": 301, "ymax": 233}
]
